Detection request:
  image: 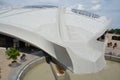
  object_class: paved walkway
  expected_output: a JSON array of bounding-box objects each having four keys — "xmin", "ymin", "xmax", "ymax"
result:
[
  {"xmin": 66, "ymin": 60, "xmax": 120, "ymax": 80},
  {"xmin": 0, "ymin": 47, "xmax": 120, "ymax": 80},
  {"xmin": 18, "ymin": 59, "xmax": 120, "ymax": 80},
  {"xmin": 0, "ymin": 47, "xmax": 11, "ymax": 80},
  {"xmin": 22, "ymin": 62, "xmax": 55, "ymax": 80},
  {"xmin": 0, "ymin": 47, "xmax": 44, "ymax": 80}
]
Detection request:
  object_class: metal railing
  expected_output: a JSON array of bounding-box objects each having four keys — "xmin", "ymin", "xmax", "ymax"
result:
[
  {"xmin": 16, "ymin": 57, "xmax": 45, "ymax": 80},
  {"xmin": 105, "ymin": 55, "xmax": 120, "ymax": 62}
]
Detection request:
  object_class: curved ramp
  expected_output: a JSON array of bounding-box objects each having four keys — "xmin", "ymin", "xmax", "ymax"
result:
[{"xmin": 0, "ymin": 7, "xmax": 110, "ymax": 74}]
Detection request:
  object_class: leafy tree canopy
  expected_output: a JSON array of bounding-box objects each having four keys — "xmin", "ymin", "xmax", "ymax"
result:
[
  {"xmin": 6, "ymin": 48, "xmax": 20, "ymax": 61},
  {"xmin": 108, "ymin": 29, "xmax": 120, "ymax": 35}
]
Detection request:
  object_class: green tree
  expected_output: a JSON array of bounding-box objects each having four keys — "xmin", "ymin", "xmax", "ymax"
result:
[
  {"xmin": 6, "ymin": 48, "xmax": 20, "ymax": 62},
  {"xmin": 108, "ymin": 29, "xmax": 114, "ymax": 33},
  {"xmin": 108, "ymin": 29, "xmax": 120, "ymax": 34}
]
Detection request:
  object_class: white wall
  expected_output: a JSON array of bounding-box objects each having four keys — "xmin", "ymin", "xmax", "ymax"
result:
[{"xmin": 0, "ymin": 7, "xmax": 110, "ymax": 74}]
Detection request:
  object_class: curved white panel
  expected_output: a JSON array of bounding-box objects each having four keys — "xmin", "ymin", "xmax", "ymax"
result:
[{"xmin": 0, "ymin": 7, "xmax": 110, "ymax": 74}]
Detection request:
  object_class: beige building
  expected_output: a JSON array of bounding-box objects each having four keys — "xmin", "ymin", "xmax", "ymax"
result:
[
  {"xmin": 105, "ymin": 33, "xmax": 120, "ymax": 49},
  {"xmin": 105, "ymin": 33, "xmax": 120, "ymax": 56}
]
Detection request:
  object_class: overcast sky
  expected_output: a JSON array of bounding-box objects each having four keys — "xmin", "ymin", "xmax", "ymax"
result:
[{"xmin": 0, "ymin": 0, "xmax": 120, "ymax": 29}]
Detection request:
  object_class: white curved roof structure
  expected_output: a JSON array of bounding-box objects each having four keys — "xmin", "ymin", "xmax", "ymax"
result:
[{"xmin": 0, "ymin": 6, "xmax": 110, "ymax": 74}]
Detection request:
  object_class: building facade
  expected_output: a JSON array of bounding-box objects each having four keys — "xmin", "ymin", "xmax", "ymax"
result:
[{"xmin": 0, "ymin": 6, "xmax": 110, "ymax": 74}]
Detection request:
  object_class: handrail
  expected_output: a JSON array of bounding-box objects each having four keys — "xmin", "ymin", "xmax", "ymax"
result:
[
  {"xmin": 105, "ymin": 55, "xmax": 120, "ymax": 62},
  {"xmin": 16, "ymin": 57, "xmax": 45, "ymax": 80}
]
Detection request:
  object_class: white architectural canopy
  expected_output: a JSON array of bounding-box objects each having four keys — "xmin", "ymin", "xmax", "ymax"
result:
[{"xmin": 0, "ymin": 6, "xmax": 111, "ymax": 74}]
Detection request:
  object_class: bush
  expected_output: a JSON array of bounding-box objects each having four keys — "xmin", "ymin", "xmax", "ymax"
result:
[{"xmin": 6, "ymin": 48, "xmax": 20, "ymax": 61}]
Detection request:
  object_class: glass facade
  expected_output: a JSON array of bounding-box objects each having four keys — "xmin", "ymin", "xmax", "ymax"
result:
[{"xmin": 72, "ymin": 9, "xmax": 100, "ymax": 18}]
